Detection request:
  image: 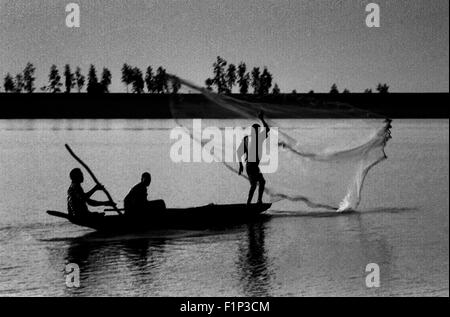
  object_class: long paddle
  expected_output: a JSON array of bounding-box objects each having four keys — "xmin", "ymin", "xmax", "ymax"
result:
[{"xmin": 65, "ymin": 144, "xmax": 122, "ymax": 215}]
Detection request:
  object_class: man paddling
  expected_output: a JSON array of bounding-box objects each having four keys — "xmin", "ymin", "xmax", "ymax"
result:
[
  {"xmin": 67, "ymin": 168, "xmax": 115, "ymax": 220},
  {"xmin": 237, "ymin": 111, "xmax": 270, "ymax": 205},
  {"xmin": 124, "ymin": 172, "xmax": 165, "ymax": 217}
]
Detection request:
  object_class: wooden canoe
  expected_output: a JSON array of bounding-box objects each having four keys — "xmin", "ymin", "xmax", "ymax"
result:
[{"xmin": 47, "ymin": 203, "xmax": 271, "ymax": 232}]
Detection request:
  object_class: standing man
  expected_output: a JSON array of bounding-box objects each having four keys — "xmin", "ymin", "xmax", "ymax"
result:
[{"xmin": 237, "ymin": 111, "xmax": 270, "ymax": 205}]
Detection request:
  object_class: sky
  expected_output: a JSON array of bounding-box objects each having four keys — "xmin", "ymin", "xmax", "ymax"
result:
[{"xmin": 0, "ymin": 0, "xmax": 448, "ymax": 93}]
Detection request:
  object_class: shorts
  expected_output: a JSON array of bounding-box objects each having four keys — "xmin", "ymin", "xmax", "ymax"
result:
[{"xmin": 246, "ymin": 162, "xmax": 265, "ymax": 184}]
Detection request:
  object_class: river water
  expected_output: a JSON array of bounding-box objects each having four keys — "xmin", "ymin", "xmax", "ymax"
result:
[{"xmin": 0, "ymin": 119, "xmax": 448, "ymax": 296}]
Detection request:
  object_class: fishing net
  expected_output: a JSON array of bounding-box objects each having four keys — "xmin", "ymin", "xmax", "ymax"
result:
[{"xmin": 168, "ymin": 77, "xmax": 392, "ymax": 212}]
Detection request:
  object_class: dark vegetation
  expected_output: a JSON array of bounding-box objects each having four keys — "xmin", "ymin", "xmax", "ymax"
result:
[
  {"xmin": 3, "ymin": 57, "xmax": 391, "ymax": 95},
  {"xmin": 1, "ymin": 58, "xmax": 446, "ymax": 119}
]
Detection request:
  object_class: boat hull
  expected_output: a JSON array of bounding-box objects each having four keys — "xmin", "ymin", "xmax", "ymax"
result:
[{"xmin": 47, "ymin": 203, "xmax": 271, "ymax": 232}]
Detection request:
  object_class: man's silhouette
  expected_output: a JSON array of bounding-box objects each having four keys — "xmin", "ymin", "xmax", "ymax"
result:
[
  {"xmin": 237, "ymin": 111, "xmax": 270, "ymax": 205},
  {"xmin": 67, "ymin": 168, "xmax": 114, "ymax": 220},
  {"xmin": 124, "ymin": 172, "xmax": 165, "ymax": 217}
]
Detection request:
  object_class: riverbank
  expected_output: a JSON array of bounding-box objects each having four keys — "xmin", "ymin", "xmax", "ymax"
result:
[{"xmin": 0, "ymin": 92, "xmax": 448, "ymax": 119}]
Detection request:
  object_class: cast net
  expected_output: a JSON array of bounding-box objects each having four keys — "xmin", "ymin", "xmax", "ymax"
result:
[{"xmin": 168, "ymin": 76, "xmax": 392, "ymax": 212}]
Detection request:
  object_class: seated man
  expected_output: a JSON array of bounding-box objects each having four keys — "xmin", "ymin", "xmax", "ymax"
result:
[
  {"xmin": 67, "ymin": 168, "xmax": 114, "ymax": 220},
  {"xmin": 124, "ymin": 172, "xmax": 165, "ymax": 217}
]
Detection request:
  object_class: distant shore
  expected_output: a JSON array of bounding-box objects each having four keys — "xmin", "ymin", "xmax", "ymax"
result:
[{"xmin": 0, "ymin": 92, "xmax": 448, "ymax": 119}]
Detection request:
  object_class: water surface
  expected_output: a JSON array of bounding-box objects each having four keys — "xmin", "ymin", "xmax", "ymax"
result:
[{"xmin": 0, "ymin": 119, "xmax": 448, "ymax": 296}]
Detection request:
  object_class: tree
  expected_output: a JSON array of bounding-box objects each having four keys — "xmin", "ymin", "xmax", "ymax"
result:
[
  {"xmin": 205, "ymin": 78, "xmax": 214, "ymax": 91},
  {"xmin": 242, "ymin": 74, "xmax": 250, "ymax": 94},
  {"xmin": 376, "ymin": 83, "xmax": 389, "ymax": 94},
  {"xmin": 131, "ymin": 67, "xmax": 144, "ymax": 94},
  {"xmin": 64, "ymin": 64, "xmax": 75, "ymax": 93},
  {"xmin": 237, "ymin": 62, "xmax": 250, "ymax": 94},
  {"xmin": 259, "ymin": 67, "xmax": 273, "ymax": 95},
  {"xmin": 272, "ymin": 83, "xmax": 280, "ymax": 95},
  {"xmin": 100, "ymin": 67, "xmax": 112, "ymax": 93},
  {"xmin": 225, "ymin": 63, "xmax": 237, "ymax": 94},
  {"xmin": 87, "ymin": 64, "xmax": 99, "ymax": 94},
  {"xmin": 121, "ymin": 63, "xmax": 133, "ymax": 93},
  {"xmin": 14, "ymin": 74, "xmax": 25, "ymax": 93},
  {"xmin": 23, "ymin": 63, "xmax": 36, "ymax": 93},
  {"xmin": 330, "ymin": 83, "xmax": 339, "ymax": 95},
  {"xmin": 170, "ymin": 76, "xmax": 181, "ymax": 94},
  {"xmin": 364, "ymin": 88, "xmax": 373, "ymax": 93},
  {"xmin": 343, "ymin": 88, "xmax": 350, "ymax": 94},
  {"xmin": 212, "ymin": 56, "xmax": 227, "ymax": 93},
  {"xmin": 145, "ymin": 66, "xmax": 155, "ymax": 93},
  {"xmin": 154, "ymin": 67, "xmax": 168, "ymax": 93},
  {"xmin": 48, "ymin": 65, "xmax": 62, "ymax": 93},
  {"xmin": 251, "ymin": 67, "xmax": 261, "ymax": 94},
  {"xmin": 74, "ymin": 67, "xmax": 85, "ymax": 92},
  {"xmin": 3, "ymin": 73, "xmax": 15, "ymax": 92}
]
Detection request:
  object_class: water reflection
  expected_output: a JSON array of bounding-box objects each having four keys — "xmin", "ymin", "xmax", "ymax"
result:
[
  {"xmin": 64, "ymin": 232, "xmax": 167, "ymax": 296},
  {"xmin": 333, "ymin": 211, "xmax": 395, "ymax": 289},
  {"xmin": 62, "ymin": 217, "xmax": 273, "ymax": 296},
  {"xmin": 352, "ymin": 213, "xmax": 395, "ymax": 293},
  {"xmin": 236, "ymin": 220, "xmax": 272, "ymax": 296}
]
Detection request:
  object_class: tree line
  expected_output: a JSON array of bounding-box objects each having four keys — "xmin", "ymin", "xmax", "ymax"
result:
[
  {"xmin": 3, "ymin": 63, "xmax": 110, "ymax": 94},
  {"xmin": 328, "ymin": 83, "xmax": 390, "ymax": 94},
  {"xmin": 2, "ymin": 61, "xmax": 389, "ymax": 94},
  {"xmin": 3, "ymin": 63, "xmax": 37, "ymax": 93},
  {"xmin": 205, "ymin": 56, "xmax": 280, "ymax": 95},
  {"xmin": 204, "ymin": 56, "xmax": 389, "ymax": 95},
  {"xmin": 2, "ymin": 63, "xmax": 180, "ymax": 94},
  {"xmin": 120, "ymin": 64, "xmax": 180, "ymax": 94}
]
